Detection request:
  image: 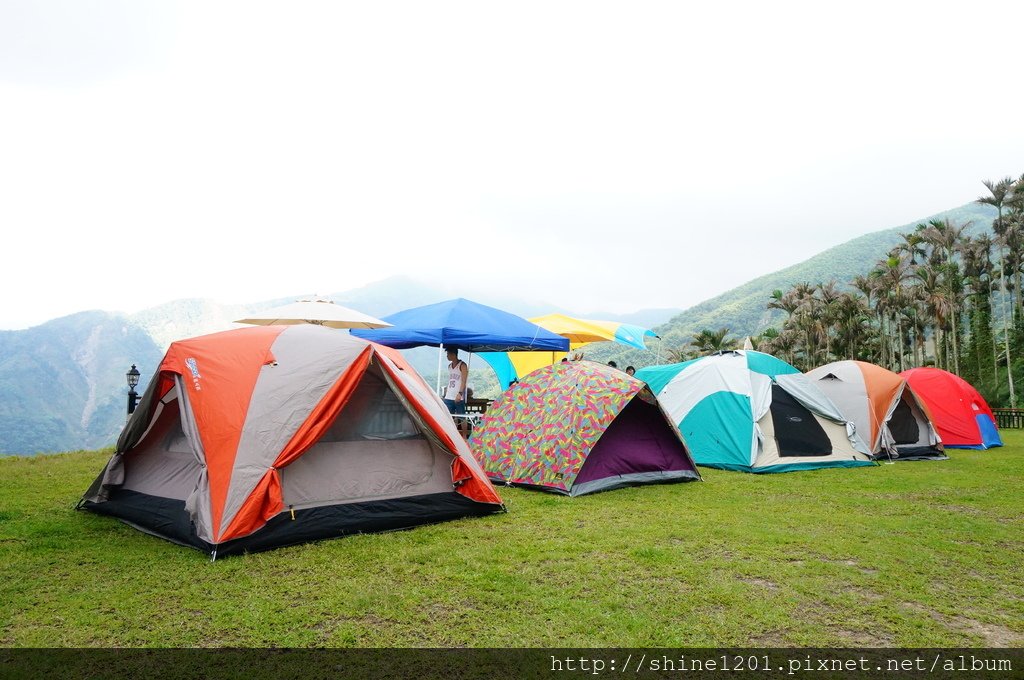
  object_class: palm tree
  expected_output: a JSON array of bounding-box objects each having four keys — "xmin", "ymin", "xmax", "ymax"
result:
[
  {"xmin": 978, "ymin": 178, "xmax": 1015, "ymax": 318},
  {"xmin": 977, "ymin": 177, "xmax": 1017, "ymax": 407},
  {"xmin": 830, "ymin": 292, "xmax": 873, "ymax": 361},
  {"xmin": 690, "ymin": 328, "xmax": 737, "ymax": 354},
  {"xmin": 1003, "ymin": 203, "xmax": 1024, "ymax": 322},
  {"xmin": 893, "ymin": 229, "xmax": 928, "ymax": 265},
  {"xmin": 768, "ymin": 289, "xmax": 800, "ymax": 322},
  {"xmin": 769, "ymin": 287, "xmax": 810, "ymax": 366},
  {"xmin": 900, "ymin": 282, "xmax": 927, "ymax": 366},
  {"xmin": 852, "ymin": 273, "xmax": 885, "ymax": 365},
  {"xmin": 959, "ymin": 233, "xmax": 998, "ymax": 394},
  {"xmin": 918, "ymin": 218, "xmax": 968, "ymax": 374},
  {"xmin": 872, "ymin": 255, "xmax": 913, "ymax": 371},
  {"xmin": 662, "ymin": 346, "xmax": 693, "ymax": 364},
  {"xmin": 762, "ymin": 328, "xmax": 799, "ymax": 367},
  {"xmin": 1011, "ymin": 175, "xmax": 1024, "ymax": 319},
  {"xmin": 914, "ymin": 264, "xmax": 951, "ymax": 369},
  {"xmin": 816, "ymin": 281, "xmax": 843, "ymax": 361},
  {"xmin": 789, "ymin": 282, "xmax": 821, "ymax": 367}
]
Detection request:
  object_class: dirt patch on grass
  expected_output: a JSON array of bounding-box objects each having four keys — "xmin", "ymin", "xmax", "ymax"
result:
[
  {"xmin": 826, "ymin": 559, "xmax": 878, "ymax": 575},
  {"xmin": 642, "ymin": 576, "xmax": 694, "ymax": 593},
  {"xmin": 739, "ymin": 577, "xmax": 779, "ymax": 590},
  {"xmin": 840, "ymin": 586, "xmax": 884, "ymax": 602},
  {"xmin": 310, "ymin": 611, "xmax": 454, "ymax": 646},
  {"xmin": 749, "ymin": 631, "xmax": 787, "ymax": 645},
  {"xmin": 311, "ymin": 613, "xmax": 391, "ymax": 633},
  {"xmin": 836, "ymin": 628, "xmax": 889, "ymax": 645},
  {"xmin": 955, "ymin": 618, "xmax": 1024, "ymax": 646},
  {"xmin": 934, "ymin": 504, "xmax": 985, "ymax": 516},
  {"xmin": 901, "ymin": 602, "xmax": 1024, "ymax": 646},
  {"xmin": 421, "ymin": 600, "xmax": 475, "ymax": 620}
]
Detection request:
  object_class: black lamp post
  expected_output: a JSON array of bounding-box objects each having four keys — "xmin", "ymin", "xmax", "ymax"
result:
[{"xmin": 126, "ymin": 364, "xmax": 141, "ymax": 417}]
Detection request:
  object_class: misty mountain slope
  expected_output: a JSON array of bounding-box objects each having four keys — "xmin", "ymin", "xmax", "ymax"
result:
[{"xmin": 0, "ymin": 312, "xmax": 163, "ymax": 454}]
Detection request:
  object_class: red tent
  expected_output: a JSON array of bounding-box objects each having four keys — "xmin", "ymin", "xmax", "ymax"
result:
[
  {"xmin": 81, "ymin": 325, "xmax": 503, "ymax": 557},
  {"xmin": 900, "ymin": 368, "xmax": 1003, "ymax": 450}
]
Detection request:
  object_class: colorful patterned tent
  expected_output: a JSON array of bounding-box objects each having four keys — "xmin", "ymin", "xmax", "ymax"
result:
[
  {"xmin": 80, "ymin": 325, "xmax": 504, "ymax": 557},
  {"xmin": 470, "ymin": 361, "xmax": 700, "ymax": 495},
  {"xmin": 807, "ymin": 360, "xmax": 945, "ymax": 461},
  {"xmin": 637, "ymin": 351, "xmax": 874, "ymax": 473},
  {"xmin": 900, "ymin": 367, "xmax": 1003, "ymax": 449}
]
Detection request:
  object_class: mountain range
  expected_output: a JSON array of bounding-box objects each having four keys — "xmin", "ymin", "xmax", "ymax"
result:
[{"xmin": 0, "ymin": 201, "xmax": 994, "ymax": 455}]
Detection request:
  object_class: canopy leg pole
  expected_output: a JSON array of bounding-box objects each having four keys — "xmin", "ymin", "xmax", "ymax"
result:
[
  {"xmin": 460, "ymin": 352, "xmax": 475, "ymax": 438},
  {"xmin": 436, "ymin": 346, "xmax": 444, "ymax": 396}
]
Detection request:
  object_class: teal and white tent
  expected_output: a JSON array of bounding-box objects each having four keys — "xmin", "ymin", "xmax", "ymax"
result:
[{"xmin": 637, "ymin": 351, "xmax": 873, "ymax": 473}]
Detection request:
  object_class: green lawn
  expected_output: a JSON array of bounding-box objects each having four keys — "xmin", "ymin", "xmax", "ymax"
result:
[{"xmin": 1, "ymin": 432, "xmax": 1021, "ymax": 648}]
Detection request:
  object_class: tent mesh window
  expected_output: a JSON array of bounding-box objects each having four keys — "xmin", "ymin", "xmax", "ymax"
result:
[
  {"xmin": 769, "ymin": 385, "xmax": 832, "ymax": 457},
  {"xmin": 887, "ymin": 397, "xmax": 920, "ymax": 445},
  {"xmin": 318, "ymin": 371, "xmax": 422, "ymax": 442}
]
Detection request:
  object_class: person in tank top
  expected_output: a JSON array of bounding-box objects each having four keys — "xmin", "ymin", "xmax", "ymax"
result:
[{"xmin": 443, "ymin": 346, "xmax": 468, "ymax": 415}]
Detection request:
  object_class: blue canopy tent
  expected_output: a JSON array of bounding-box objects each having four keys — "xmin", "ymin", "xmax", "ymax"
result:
[
  {"xmin": 351, "ymin": 298, "xmax": 570, "ymax": 398},
  {"xmin": 350, "ymin": 298, "xmax": 570, "ymax": 352}
]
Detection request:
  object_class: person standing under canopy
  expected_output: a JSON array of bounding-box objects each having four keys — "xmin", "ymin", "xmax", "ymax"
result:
[{"xmin": 443, "ymin": 346, "xmax": 469, "ymax": 415}]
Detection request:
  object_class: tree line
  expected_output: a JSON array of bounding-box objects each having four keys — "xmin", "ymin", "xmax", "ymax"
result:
[{"xmin": 666, "ymin": 176, "xmax": 1023, "ymax": 408}]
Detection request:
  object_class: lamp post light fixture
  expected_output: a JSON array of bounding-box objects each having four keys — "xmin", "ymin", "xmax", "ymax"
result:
[{"xmin": 126, "ymin": 364, "xmax": 141, "ymax": 417}]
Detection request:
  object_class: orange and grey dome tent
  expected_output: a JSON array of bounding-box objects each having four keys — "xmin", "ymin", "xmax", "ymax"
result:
[
  {"xmin": 806, "ymin": 360, "xmax": 945, "ymax": 461},
  {"xmin": 80, "ymin": 325, "xmax": 504, "ymax": 557}
]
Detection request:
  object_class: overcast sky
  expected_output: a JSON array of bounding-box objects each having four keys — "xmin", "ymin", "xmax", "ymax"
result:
[{"xmin": 2, "ymin": 1, "xmax": 1022, "ymax": 330}]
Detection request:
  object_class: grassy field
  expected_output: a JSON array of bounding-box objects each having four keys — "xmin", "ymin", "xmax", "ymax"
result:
[{"xmin": 1, "ymin": 431, "xmax": 1021, "ymax": 648}]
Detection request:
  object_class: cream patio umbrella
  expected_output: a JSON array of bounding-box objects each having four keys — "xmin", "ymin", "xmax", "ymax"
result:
[{"xmin": 234, "ymin": 299, "xmax": 392, "ymax": 329}]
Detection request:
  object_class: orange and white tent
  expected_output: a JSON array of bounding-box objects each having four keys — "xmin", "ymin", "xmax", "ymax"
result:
[
  {"xmin": 807, "ymin": 360, "xmax": 945, "ymax": 461},
  {"xmin": 81, "ymin": 325, "xmax": 503, "ymax": 557}
]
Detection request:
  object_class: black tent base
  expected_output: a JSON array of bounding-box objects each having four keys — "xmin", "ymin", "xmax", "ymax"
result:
[
  {"xmin": 875, "ymin": 445, "xmax": 949, "ymax": 462},
  {"xmin": 82, "ymin": 489, "xmax": 504, "ymax": 558}
]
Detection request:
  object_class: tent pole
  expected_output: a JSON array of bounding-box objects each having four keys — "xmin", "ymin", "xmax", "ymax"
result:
[{"xmin": 881, "ymin": 436, "xmax": 896, "ymax": 465}]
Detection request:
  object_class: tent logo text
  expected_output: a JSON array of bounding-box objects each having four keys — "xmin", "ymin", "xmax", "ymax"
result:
[{"xmin": 185, "ymin": 358, "xmax": 203, "ymax": 391}]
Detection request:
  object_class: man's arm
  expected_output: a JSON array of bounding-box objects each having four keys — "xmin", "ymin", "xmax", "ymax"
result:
[{"xmin": 457, "ymin": 362, "xmax": 468, "ymax": 401}]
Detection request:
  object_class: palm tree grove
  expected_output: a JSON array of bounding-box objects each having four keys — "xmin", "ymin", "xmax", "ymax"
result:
[{"xmin": 677, "ymin": 175, "xmax": 1024, "ymax": 409}]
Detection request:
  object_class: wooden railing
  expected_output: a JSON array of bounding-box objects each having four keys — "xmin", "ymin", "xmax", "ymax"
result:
[{"xmin": 993, "ymin": 409, "xmax": 1024, "ymax": 429}]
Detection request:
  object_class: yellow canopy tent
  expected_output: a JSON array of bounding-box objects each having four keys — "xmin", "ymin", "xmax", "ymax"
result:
[
  {"xmin": 477, "ymin": 313, "xmax": 661, "ymax": 389},
  {"xmin": 502, "ymin": 313, "xmax": 619, "ymax": 379}
]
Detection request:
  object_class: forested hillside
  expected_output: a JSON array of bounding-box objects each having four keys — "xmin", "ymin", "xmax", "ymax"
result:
[
  {"xmin": 655, "ymin": 202, "xmax": 996, "ymax": 348},
  {"xmin": 629, "ymin": 184, "xmax": 1023, "ymax": 410}
]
